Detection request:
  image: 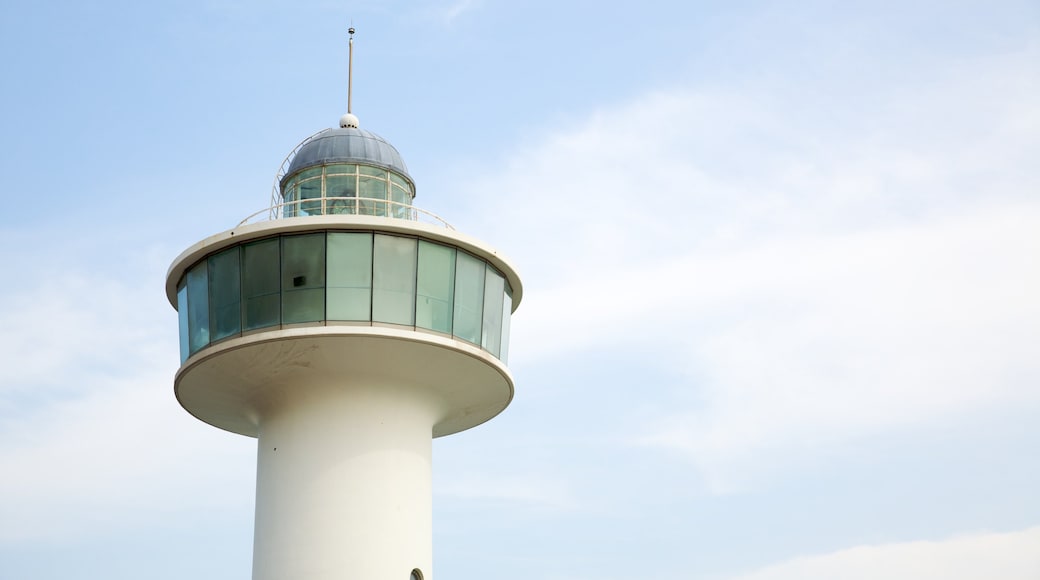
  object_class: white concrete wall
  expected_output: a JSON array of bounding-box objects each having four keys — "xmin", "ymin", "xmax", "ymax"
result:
[{"xmin": 251, "ymin": 380, "xmax": 437, "ymax": 580}]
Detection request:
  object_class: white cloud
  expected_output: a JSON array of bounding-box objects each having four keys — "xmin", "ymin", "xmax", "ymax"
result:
[
  {"xmin": 0, "ymin": 240, "xmax": 255, "ymax": 544},
  {"xmin": 458, "ymin": 45, "xmax": 1040, "ymax": 491},
  {"xmin": 430, "ymin": 0, "xmax": 481, "ymax": 25},
  {"xmin": 0, "ymin": 370, "xmax": 255, "ymax": 543},
  {"xmin": 639, "ymin": 204, "xmax": 1040, "ymax": 490},
  {"xmin": 436, "ymin": 472, "xmax": 576, "ymax": 510},
  {"xmin": 728, "ymin": 527, "xmax": 1040, "ymax": 580}
]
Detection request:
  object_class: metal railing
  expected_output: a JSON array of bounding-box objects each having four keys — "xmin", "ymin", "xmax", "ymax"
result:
[
  {"xmin": 268, "ymin": 128, "xmax": 332, "ymax": 220},
  {"xmin": 238, "ymin": 196, "xmax": 455, "ymax": 229}
]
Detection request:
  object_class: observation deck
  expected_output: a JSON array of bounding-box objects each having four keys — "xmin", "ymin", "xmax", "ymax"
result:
[{"xmin": 165, "ymin": 124, "xmax": 522, "ymax": 439}]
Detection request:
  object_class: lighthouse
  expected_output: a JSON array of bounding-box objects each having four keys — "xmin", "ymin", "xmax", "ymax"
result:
[{"xmin": 163, "ymin": 31, "xmax": 522, "ymax": 580}]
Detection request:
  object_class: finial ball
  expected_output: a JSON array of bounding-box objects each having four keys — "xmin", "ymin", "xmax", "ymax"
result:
[{"xmin": 340, "ymin": 113, "xmax": 360, "ymax": 129}]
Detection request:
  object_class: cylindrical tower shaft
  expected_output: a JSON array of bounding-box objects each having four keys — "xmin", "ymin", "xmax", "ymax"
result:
[{"xmin": 252, "ymin": 379, "xmax": 437, "ymax": 580}]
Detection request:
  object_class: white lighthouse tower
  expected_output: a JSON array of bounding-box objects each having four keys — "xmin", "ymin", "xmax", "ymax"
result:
[{"xmin": 164, "ymin": 31, "xmax": 521, "ymax": 580}]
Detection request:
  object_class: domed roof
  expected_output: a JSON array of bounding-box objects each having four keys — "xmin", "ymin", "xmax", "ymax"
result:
[{"xmin": 282, "ymin": 127, "xmax": 413, "ymax": 187}]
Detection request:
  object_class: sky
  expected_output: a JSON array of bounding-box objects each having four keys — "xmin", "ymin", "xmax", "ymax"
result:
[{"xmin": 0, "ymin": 0, "xmax": 1038, "ymax": 579}]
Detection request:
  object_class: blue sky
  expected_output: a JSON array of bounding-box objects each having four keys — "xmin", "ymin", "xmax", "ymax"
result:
[{"xmin": 1, "ymin": 1, "xmax": 1038, "ymax": 579}]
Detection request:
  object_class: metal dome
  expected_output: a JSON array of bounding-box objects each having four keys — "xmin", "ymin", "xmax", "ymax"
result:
[{"xmin": 282, "ymin": 127, "xmax": 413, "ymax": 187}]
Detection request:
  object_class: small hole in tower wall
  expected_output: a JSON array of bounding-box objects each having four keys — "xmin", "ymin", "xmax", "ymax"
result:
[{"xmin": 410, "ymin": 568, "xmax": 423, "ymax": 580}]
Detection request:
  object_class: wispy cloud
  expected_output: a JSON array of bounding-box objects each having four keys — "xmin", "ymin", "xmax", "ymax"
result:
[
  {"xmin": 0, "ymin": 372, "xmax": 255, "ymax": 543},
  {"xmin": 433, "ymin": 0, "xmax": 481, "ymax": 25},
  {"xmin": 0, "ymin": 236, "xmax": 256, "ymax": 544},
  {"xmin": 728, "ymin": 527, "xmax": 1040, "ymax": 580},
  {"xmin": 637, "ymin": 204, "xmax": 1040, "ymax": 490},
  {"xmin": 457, "ymin": 45, "xmax": 1040, "ymax": 491},
  {"xmin": 437, "ymin": 472, "xmax": 576, "ymax": 510}
]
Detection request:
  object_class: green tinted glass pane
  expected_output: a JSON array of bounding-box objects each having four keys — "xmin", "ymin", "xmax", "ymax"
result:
[
  {"xmin": 327, "ymin": 232, "xmax": 372, "ymax": 321},
  {"xmin": 359, "ymin": 176, "xmax": 387, "ymax": 216},
  {"xmin": 358, "ymin": 176, "xmax": 386, "ymax": 198},
  {"xmin": 481, "ymin": 268, "xmax": 505, "ymax": 356},
  {"xmin": 416, "ymin": 241, "xmax": 454, "ymax": 333},
  {"xmin": 282, "ymin": 183, "xmax": 297, "ymax": 217},
  {"xmin": 391, "ymin": 185, "xmax": 411, "ymax": 219},
  {"xmin": 500, "ymin": 283, "xmax": 512, "ymax": 363},
  {"xmin": 359, "ymin": 165, "xmax": 385, "ymax": 177},
  {"xmin": 326, "ymin": 174, "xmax": 356, "ymax": 197},
  {"xmin": 208, "ymin": 247, "xmax": 241, "ymax": 342},
  {"xmin": 326, "ymin": 288, "xmax": 370, "ymax": 321},
  {"xmin": 177, "ymin": 280, "xmax": 189, "ymax": 362},
  {"xmin": 281, "ymin": 234, "xmax": 326, "ymax": 323},
  {"xmin": 327, "ymin": 199, "xmax": 357, "ymax": 215},
  {"xmin": 325, "ymin": 163, "xmax": 357, "ymax": 175},
  {"xmin": 299, "ymin": 178, "xmax": 322, "ymax": 216},
  {"xmin": 246, "ymin": 294, "xmax": 280, "ymax": 329},
  {"xmin": 284, "ymin": 288, "xmax": 324, "ymax": 321},
  {"xmin": 242, "ymin": 238, "xmax": 280, "ymax": 330},
  {"xmin": 186, "ymin": 261, "xmax": 210, "ymax": 354},
  {"xmin": 391, "ymin": 186, "xmax": 410, "ymax": 204},
  {"xmin": 326, "ymin": 174, "xmax": 357, "ymax": 215},
  {"xmin": 296, "ymin": 167, "xmax": 322, "ymax": 180},
  {"xmin": 453, "ymin": 253, "xmax": 484, "ymax": 345},
  {"xmin": 389, "ymin": 172, "xmax": 408, "ymax": 188},
  {"xmin": 372, "ymin": 235, "xmax": 416, "ymax": 325}
]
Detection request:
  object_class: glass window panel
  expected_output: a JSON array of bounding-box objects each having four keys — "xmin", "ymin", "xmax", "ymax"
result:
[
  {"xmin": 390, "ymin": 185, "xmax": 412, "ymax": 219},
  {"xmin": 481, "ymin": 267, "xmax": 505, "ymax": 356},
  {"xmin": 208, "ymin": 247, "xmax": 242, "ymax": 342},
  {"xmin": 296, "ymin": 167, "xmax": 322, "ymax": 180},
  {"xmin": 372, "ymin": 234, "xmax": 416, "ymax": 325},
  {"xmin": 359, "ymin": 165, "xmax": 386, "ymax": 177},
  {"xmin": 186, "ymin": 261, "xmax": 210, "ymax": 354},
  {"xmin": 281, "ymin": 234, "xmax": 326, "ymax": 324},
  {"xmin": 416, "ymin": 241, "xmax": 455, "ymax": 333},
  {"xmin": 282, "ymin": 183, "xmax": 297, "ymax": 217},
  {"xmin": 177, "ymin": 280, "xmax": 189, "ymax": 362},
  {"xmin": 389, "ymin": 172, "xmax": 408, "ymax": 188},
  {"xmin": 242, "ymin": 238, "xmax": 280, "ymax": 330},
  {"xmin": 500, "ymin": 283, "xmax": 512, "ymax": 363},
  {"xmin": 326, "ymin": 174, "xmax": 357, "ymax": 215},
  {"xmin": 390, "ymin": 185, "xmax": 410, "ymax": 204},
  {"xmin": 452, "ymin": 252, "xmax": 485, "ymax": 345},
  {"xmin": 299, "ymin": 178, "xmax": 322, "ymax": 216},
  {"xmin": 359, "ymin": 176, "xmax": 387, "ymax": 216},
  {"xmin": 358, "ymin": 176, "xmax": 387, "ymax": 197},
  {"xmin": 327, "ymin": 232, "xmax": 373, "ymax": 321},
  {"xmin": 325, "ymin": 163, "xmax": 357, "ymax": 175}
]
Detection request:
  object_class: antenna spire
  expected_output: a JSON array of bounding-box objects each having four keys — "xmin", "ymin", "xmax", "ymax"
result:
[
  {"xmin": 348, "ymin": 26, "xmax": 355, "ymax": 114},
  {"xmin": 340, "ymin": 26, "xmax": 360, "ymax": 129}
]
